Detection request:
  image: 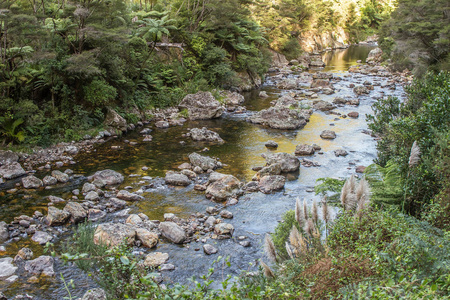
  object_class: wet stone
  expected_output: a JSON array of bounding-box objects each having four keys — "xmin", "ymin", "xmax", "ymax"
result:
[
  {"xmin": 320, "ymin": 130, "xmax": 336, "ymax": 139},
  {"xmin": 144, "ymin": 252, "xmax": 169, "ymax": 268},
  {"xmin": 334, "ymin": 149, "xmax": 349, "ymax": 157},
  {"xmin": 0, "ymin": 257, "xmax": 17, "ymax": 279},
  {"xmin": 239, "ymin": 241, "xmax": 251, "ymax": 247},
  {"xmin": 160, "ymin": 264, "xmax": 175, "ymax": 271},
  {"xmin": 31, "ymin": 231, "xmax": 52, "ymax": 245},
  {"xmin": 203, "ymin": 244, "xmax": 218, "ymax": 255},
  {"xmin": 24, "ymin": 256, "xmax": 55, "ymax": 277}
]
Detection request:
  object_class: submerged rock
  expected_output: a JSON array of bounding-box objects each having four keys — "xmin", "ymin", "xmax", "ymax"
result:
[
  {"xmin": 178, "ymin": 92, "xmax": 223, "ymax": 120},
  {"xmin": 188, "ymin": 127, "xmax": 224, "ymax": 143}
]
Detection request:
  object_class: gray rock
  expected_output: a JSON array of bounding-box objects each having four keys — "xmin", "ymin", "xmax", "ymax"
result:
[
  {"xmin": 0, "ymin": 257, "xmax": 17, "ymax": 279},
  {"xmin": 208, "ymin": 172, "xmax": 227, "ymax": 183},
  {"xmin": 82, "ymin": 182, "xmax": 96, "ymax": 194},
  {"xmin": 91, "ymin": 169, "xmax": 124, "ymax": 185},
  {"xmin": 135, "ymin": 228, "xmax": 158, "ymax": 248},
  {"xmin": 22, "ymin": 175, "xmax": 43, "ymax": 189},
  {"xmin": 189, "ymin": 127, "xmax": 224, "ymax": 143},
  {"xmin": 51, "ymin": 170, "xmax": 69, "ymax": 183},
  {"xmin": 258, "ymin": 175, "xmax": 286, "ymax": 193},
  {"xmin": 265, "ymin": 152, "xmax": 300, "ymax": 172},
  {"xmin": 31, "ymin": 231, "xmax": 53, "ymax": 245},
  {"xmin": 24, "ymin": 256, "xmax": 55, "ymax": 277},
  {"xmin": 48, "ymin": 195, "xmax": 65, "ymax": 203},
  {"xmin": 320, "ymin": 130, "xmax": 336, "ymax": 139},
  {"xmin": 46, "ymin": 206, "xmax": 70, "ymax": 226},
  {"xmin": 255, "ymin": 163, "xmax": 282, "ymax": 180},
  {"xmin": 295, "ymin": 144, "xmax": 315, "ymax": 156},
  {"xmin": 0, "ymin": 221, "xmax": 9, "ymax": 242},
  {"xmin": 88, "ymin": 209, "xmax": 106, "ymax": 222},
  {"xmin": 104, "ymin": 107, "xmax": 127, "ymax": 132},
  {"xmin": 144, "ymin": 252, "xmax": 169, "ymax": 268},
  {"xmin": 164, "ymin": 171, "xmax": 191, "ymax": 186},
  {"xmin": 85, "ymin": 191, "xmax": 99, "ymax": 201},
  {"xmin": 93, "ymin": 223, "xmax": 136, "ymax": 247},
  {"xmin": 259, "ymin": 91, "xmax": 269, "ymax": 98},
  {"xmin": 220, "ymin": 210, "xmax": 233, "ymax": 219},
  {"xmin": 265, "ymin": 140, "xmax": 278, "ymax": 148},
  {"xmin": 189, "ymin": 152, "xmax": 221, "ymax": 171},
  {"xmin": 159, "ymin": 222, "xmax": 186, "ymax": 244},
  {"xmin": 313, "ymin": 100, "xmax": 336, "ymax": 111},
  {"xmin": 334, "ymin": 149, "xmax": 349, "ymax": 157},
  {"xmin": 206, "ymin": 175, "xmax": 241, "ymax": 201},
  {"xmin": 248, "ymin": 107, "xmax": 308, "ymax": 130},
  {"xmin": 205, "ymin": 216, "xmax": 216, "ymax": 227},
  {"xmin": 240, "ymin": 241, "xmax": 251, "ymax": 247},
  {"xmin": 106, "ymin": 197, "xmax": 127, "ymax": 210},
  {"xmin": 221, "ymin": 91, "xmax": 245, "ymax": 108},
  {"xmin": 178, "ymin": 92, "xmax": 223, "ymax": 120},
  {"xmin": 309, "ymin": 56, "xmax": 325, "ymax": 67},
  {"xmin": 0, "ymin": 162, "xmax": 26, "ymax": 179},
  {"xmin": 81, "ymin": 288, "xmax": 107, "ymax": 300},
  {"xmin": 42, "ymin": 175, "xmax": 57, "ymax": 186},
  {"xmin": 0, "ymin": 150, "xmax": 19, "ymax": 165},
  {"xmin": 126, "ymin": 214, "xmax": 144, "ymax": 226},
  {"xmin": 155, "ymin": 120, "xmax": 169, "ymax": 128},
  {"xmin": 116, "ymin": 190, "xmax": 144, "ymax": 201},
  {"xmin": 310, "ymin": 79, "xmax": 332, "ymax": 89},
  {"xmin": 353, "ymin": 85, "xmax": 369, "ymax": 95},
  {"xmin": 160, "ymin": 264, "xmax": 175, "ymax": 271},
  {"xmin": 63, "ymin": 202, "xmax": 87, "ymax": 223},
  {"xmin": 64, "ymin": 145, "xmax": 79, "ymax": 155},
  {"xmin": 203, "ymin": 244, "xmax": 218, "ymax": 255},
  {"xmin": 181, "ymin": 169, "xmax": 197, "ymax": 178},
  {"xmin": 214, "ymin": 223, "xmax": 234, "ymax": 236}
]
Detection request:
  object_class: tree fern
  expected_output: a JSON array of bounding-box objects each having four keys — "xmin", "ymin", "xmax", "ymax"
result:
[{"xmin": 365, "ymin": 161, "xmax": 404, "ymax": 208}]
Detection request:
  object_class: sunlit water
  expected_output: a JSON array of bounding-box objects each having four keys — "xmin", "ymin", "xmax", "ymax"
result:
[{"xmin": 0, "ymin": 45, "xmax": 405, "ymax": 299}]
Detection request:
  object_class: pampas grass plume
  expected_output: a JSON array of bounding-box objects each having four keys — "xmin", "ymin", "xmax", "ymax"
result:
[
  {"xmin": 260, "ymin": 260, "xmax": 275, "ymax": 278},
  {"xmin": 340, "ymin": 179, "xmax": 351, "ymax": 210},
  {"xmin": 322, "ymin": 198, "xmax": 330, "ymax": 225},
  {"xmin": 286, "ymin": 242, "xmax": 294, "ymax": 259},
  {"xmin": 295, "ymin": 197, "xmax": 303, "ymax": 227},
  {"xmin": 349, "ymin": 174, "xmax": 357, "ymax": 193},
  {"xmin": 356, "ymin": 177, "xmax": 371, "ymax": 203},
  {"xmin": 409, "ymin": 141, "xmax": 421, "ymax": 167},
  {"xmin": 264, "ymin": 234, "xmax": 277, "ymax": 263},
  {"xmin": 312, "ymin": 199, "xmax": 318, "ymax": 225},
  {"xmin": 303, "ymin": 198, "xmax": 308, "ymax": 220},
  {"xmin": 289, "ymin": 225, "xmax": 301, "ymax": 249}
]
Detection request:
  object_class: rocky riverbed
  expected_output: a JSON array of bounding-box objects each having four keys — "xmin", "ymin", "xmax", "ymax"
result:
[{"xmin": 0, "ymin": 45, "xmax": 411, "ymax": 299}]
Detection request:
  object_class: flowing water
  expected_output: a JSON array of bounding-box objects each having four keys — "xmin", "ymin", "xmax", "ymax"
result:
[{"xmin": 0, "ymin": 44, "xmax": 406, "ymax": 299}]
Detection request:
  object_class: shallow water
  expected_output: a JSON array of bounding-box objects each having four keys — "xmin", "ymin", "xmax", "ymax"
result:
[{"xmin": 0, "ymin": 45, "xmax": 405, "ymax": 299}]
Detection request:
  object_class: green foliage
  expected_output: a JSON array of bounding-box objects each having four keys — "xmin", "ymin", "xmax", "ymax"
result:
[
  {"xmin": 0, "ymin": 115, "xmax": 26, "ymax": 145},
  {"xmin": 83, "ymin": 79, "xmax": 118, "ymax": 107},
  {"xmin": 271, "ymin": 210, "xmax": 298, "ymax": 258},
  {"xmin": 280, "ymin": 38, "xmax": 303, "ymax": 61},
  {"xmin": 314, "ymin": 177, "xmax": 345, "ymax": 201}
]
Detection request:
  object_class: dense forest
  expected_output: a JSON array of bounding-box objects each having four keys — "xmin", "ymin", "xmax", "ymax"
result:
[{"xmin": 0, "ymin": 0, "xmax": 395, "ymax": 146}]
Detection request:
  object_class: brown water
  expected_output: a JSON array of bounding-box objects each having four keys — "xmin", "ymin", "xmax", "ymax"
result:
[{"xmin": 0, "ymin": 44, "xmax": 405, "ymax": 299}]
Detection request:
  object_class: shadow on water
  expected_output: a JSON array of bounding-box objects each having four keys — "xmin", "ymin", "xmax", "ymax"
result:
[{"xmin": 0, "ymin": 45, "xmax": 405, "ymax": 299}]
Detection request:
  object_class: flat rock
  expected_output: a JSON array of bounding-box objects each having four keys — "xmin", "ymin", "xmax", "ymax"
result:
[
  {"xmin": 164, "ymin": 171, "xmax": 191, "ymax": 186},
  {"xmin": 93, "ymin": 223, "xmax": 136, "ymax": 247},
  {"xmin": 248, "ymin": 107, "xmax": 309, "ymax": 130},
  {"xmin": 159, "ymin": 222, "xmax": 186, "ymax": 244},
  {"xmin": 24, "ymin": 256, "xmax": 54, "ymax": 277},
  {"xmin": 31, "ymin": 231, "xmax": 53, "ymax": 245},
  {"xmin": 117, "ymin": 190, "xmax": 144, "ymax": 201},
  {"xmin": 189, "ymin": 127, "xmax": 224, "ymax": 143},
  {"xmin": 178, "ymin": 92, "xmax": 223, "ymax": 120},
  {"xmin": 144, "ymin": 252, "xmax": 169, "ymax": 268},
  {"xmin": 189, "ymin": 152, "xmax": 221, "ymax": 171},
  {"xmin": 258, "ymin": 175, "xmax": 286, "ymax": 193},
  {"xmin": 91, "ymin": 169, "xmax": 124, "ymax": 185},
  {"xmin": 0, "ymin": 162, "xmax": 26, "ymax": 180},
  {"xmin": 320, "ymin": 130, "xmax": 336, "ymax": 139},
  {"xmin": 0, "ymin": 257, "xmax": 17, "ymax": 279},
  {"xmin": 295, "ymin": 144, "xmax": 315, "ymax": 156},
  {"xmin": 313, "ymin": 100, "xmax": 336, "ymax": 111},
  {"xmin": 265, "ymin": 152, "xmax": 300, "ymax": 172}
]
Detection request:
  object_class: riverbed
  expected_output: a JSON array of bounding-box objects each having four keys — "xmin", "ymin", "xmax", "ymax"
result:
[{"xmin": 0, "ymin": 44, "xmax": 407, "ymax": 299}]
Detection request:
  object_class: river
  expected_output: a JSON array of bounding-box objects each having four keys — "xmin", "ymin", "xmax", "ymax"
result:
[{"xmin": 0, "ymin": 44, "xmax": 405, "ymax": 299}]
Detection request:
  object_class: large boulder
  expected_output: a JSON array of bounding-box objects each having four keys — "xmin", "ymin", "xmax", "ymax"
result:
[
  {"xmin": 366, "ymin": 47, "xmax": 383, "ymax": 64},
  {"xmin": 273, "ymin": 95, "xmax": 301, "ymax": 108},
  {"xmin": 248, "ymin": 107, "xmax": 308, "ymax": 130},
  {"xmin": 270, "ymin": 50, "xmax": 289, "ymax": 67},
  {"xmin": 255, "ymin": 163, "xmax": 282, "ymax": 179},
  {"xmin": 159, "ymin": 222, "xmax": 186, "ymax": 244},
  {"xmin": 104, "ymin": 107, "xmax": 127, "ymax": 132},
  {"xmin": 63, "ymin": 202, "xmax": 87, "ymax": 223},
  {"xmin": 214, "ymin": 223, "xmax": 234, "ymax": 236},
  {"xmin": 0, "ymin": 162, "xmax": 26, "ymax": 179},
  {"xmin": 46, "ymin": 206, "xmax": 70, "ymax": 226},
  {"xmin": 265, "ymin": 152, "xmax": 300, "ymax": 172},
  {"xmin": 24, "ymin": 256, "xmax": 55, "ymax": 277},
  {"xmin": 135, "ymin": 228, "xmax": 158, "ymax": 248},
  {"xmin": 220, "ymin": 91, "xmax": 245, "ymax": 109},
  {"xmin": 164, "ymin": 171, "xmax": 191, "ymax": 186},
  {"xmin": 93, "ymin": 223, "xmax": 136, "ymax": 247},
  {"xmin": 178, "ymin": 92, "xmax": 223, "ymax": 120},
  {"xmin": 22, "ymin": 175, "xmax": 43, "ymax": 189},
  {"xmin": 0, "ymin": 221, "xmax": 9, "ymax": 242},
  {"xmin": 91, "ymin": 169, "xmax": 124, "ymax": 185},
  {"xmin": 295, "ymin": 144, "xmax": 315, "ymax": 156},
  {"xmin": 189, "ymin": 153, "xmax": 221, "ymax": 171},
  {"xmin": 188, "ymin": 127, "xmax": 224, "ymax": 143},
  {"xmin": 0, "ymin": 257, "xmax": 17, "ymax": 279},
  {"xmin": 258, "ymin": 175, "xmax": 286, "ymax": 193},
  {"xmin": 206, "ymin": 175, "xmax": 241, "ymax": 201}
]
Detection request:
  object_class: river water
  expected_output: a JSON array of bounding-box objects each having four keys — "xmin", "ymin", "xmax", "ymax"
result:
[{"xmin": 0, "ymin": 44, "xmax": 406, "ymax": 299}]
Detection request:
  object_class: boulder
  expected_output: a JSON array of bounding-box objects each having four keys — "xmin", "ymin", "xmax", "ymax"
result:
[
  {"xmin": 310, "ymin": 79, "xmax": 332, "ymax": 89},
  {"xmin": 220, "ymin": 91, "xmax": 245, "ymax": 108},
  {"xmin": 155, "ymin": 120, "xmax": 169, "ymax": 128},
  {"xmin": 270, "ymin": 50, "xmax": 289, "ymax": 67},
  {"xmin": 313, "ymin": 100, "xmax": 336, "ymax": 112},
  {"xmin": 0, "ymin": 162, "xmax": 26, "ymax": 179},
  {"xmin": 81, "ymin": 288, "xmax": 107, "ymax": 300},
  {"xmin": 126, "ymin": 214, "xmax": 144, "ymax": 226},
  {"xmin": 265, "ymin": 152, "xmax": 300, "ymax": 172},
  {"xmin": 214, "ymin": 223, "xmax": 234, "ymax": 236},
  {"xmin": 265, "ymin": 141, "xmax": 278, "ymax": 148},
  {"xmin": 135, "ymin": 228, "xmax": 158, "ymax": 248},
  {"xmin": 256, "ymin": 163, "xmax": 282, "ymax": 179},
  {"xmin": 31, "ymin": 231, "xmax": 52, "ymax": 245},
  {"xmin": 22, "ymin": 175, "xmax": 43, "ymax": 189},
  {"xmin": 24, "ymin": 256, "xmax": 55, "ymax": 277},
  {"xmin": 353, "ymin": 85, "xmax": 369, "ymax": 95},
  {"xmin": 104, "ymin": 107, "xmax": 127, "ymax": 132},
  {"xmin": 189, "ymin": 127, "xmax": 224, "ymax": 143},
  {"xmin": 320, "ymin": 130, "xmax": 336, "ymax": 139},
  {"xmin": 51, "ymin": 170, "xmax": 69, "ymax": 183},
  {"xmin": 277, "ymin": 78, "xmax": 299, "ymax": 90},
  {"xmin": 164, "ymin": 171, "xmax": 191, "ymax": 186},
  {"xmin": 88, "ymin": 209, "xmax": 106, "ymax": 222},
  {"xmin": 248, "ymin": 107, "xmax": 308, "ymax": 130},
  {"xmin": 0, "ymin": 257, "xmax": 17, "ymax": 279},
  {"xmin": 48, "ymin": 195, "xmax": 65, "ymax": 203},
  {"xmin": 14, "ymin": 247, "xmax": 33, "ymax": 261},
  {"xmin": 42, "ymin": 175, "xmax": 57, "ymax": 186},
  {"xmin": 46, "ymin": 206, "xmax": 70, "ymax": 226},
  {"xmin": 205, "ymin": 216, "xmax": 216, "ymax": 227},
  {"xmin": 116, "ymin": 190, "xmax": 144, "ymax": 201},
  {"xmin": 85, "ymin": 191, "xmax": 99, "ymax": 201},
  {"xmin": 93, "ymin": 223, "xmax": 136, "ymax": 247},
  {"xmin": 366, "ymin": 47, "xmax": 383, "ymax": 64},
  {"xmin": 189, "ymin": 153, "xmax": 221, "ymax": 171},
  {"xmin": 258, "ymin": 175, "xmax": 286, "ymax": 193},
  {"xmin": 91, "ymin": 169, "xmax": 124, "ymax": 185},
  {"xmin": 203, "ymin": 244, "xmax": 218, "ymax": 255},
  {"xmin": 206, "ymin": 175, "xmax": 241, "ymax": 201},
  {"xmin": 0, "ymin": 221, "xmax": 9, "ymax": 242},
  {"xmin": 208, "ymin": 172, "xmax": 227, "ymax": 183},
  {"xmin": 159, "ymin": 222, "xmax": 186, "ymax": 244},
  {"xmin": 82, "ymin": 182, "xmax": 96, "ymax": 194},
  {"xmin": 348, "ymin": 112, "xmax": 359, "ymax": 118},
  {"xmin": 334, "ymin": 149, "xmax": 348, "ymax": 157},
  {"xmin": 309, "ymin": 56, "xmax": 325, "ymax": 67},
  {"xmin": 273, "ymin": 95, "xmax": 300, "ymax": 108},
  {"xmin": 0, "ymin": 150, "xmax": 19, "ymax": 165},
  {"xmin": 143, "ymin": 252, "xmax": 169, "ymax": 268},
  {"xmin": 295, "ymin": 144, "xmax": 315, "ymax": 156},
  {"xmin": 63, "ymin": 202, "xmax": 87, "ymax": 223},
  {"xmin": 220, "ymin": 210, "xmax": 233, "ymax": 219},
  {"xmin": 178, "ymin": 92, "xmax": 223, "ymax": 120}
]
